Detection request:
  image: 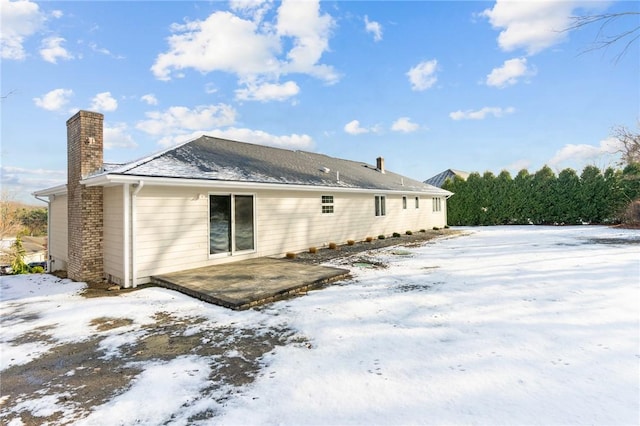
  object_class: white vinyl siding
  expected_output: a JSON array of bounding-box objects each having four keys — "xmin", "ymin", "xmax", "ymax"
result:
[
  {"xmin": 49, "ymin": 194, "xmax": 68, "ymax": 271},
  {"xmin": 129, "ymin": 186, "xmax": 448, "ymax": 284},
  {"xmin": 256, "ymin": 191, "xmax": 443, "ymax": 256},
  {"xmin": 103, "ymin": 186, "xmax": 124, "ymax": 284},
  {"xmin": 133, "ymin": 186, "xmax": 210, "ymax": 281}
]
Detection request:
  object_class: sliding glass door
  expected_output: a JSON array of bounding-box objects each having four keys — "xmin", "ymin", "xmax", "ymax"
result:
[
  {"xmin": 209, "ymin": 195, "xmax": 232, "ymax": 254},
  {"xmin": 234, "ymin": 195, "xmax": 255, "ymax": 251},
  {"xmin": 209, "ymin": 194, "xmax": 255, "ymax": 255}
]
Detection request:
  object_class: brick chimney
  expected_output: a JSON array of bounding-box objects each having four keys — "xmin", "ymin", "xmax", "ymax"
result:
[
  {"xmin": 376, "ymin": 156, "xmax": 385, "ymax": 174},
  {"xmin": 67, "ymin": 110, "xmax": 104, "ymax": 284}
]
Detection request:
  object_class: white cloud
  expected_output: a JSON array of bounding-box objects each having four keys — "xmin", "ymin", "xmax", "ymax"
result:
[
  {"xmin": 141, "ymin": 94, "xmax": 158, "ymax": 105},
  {"xmin": 407, "ymin": 59, "xmax": 438, "ymax": 91},
  {"xmin": 364, "ymin": 15, "xmax": 382, "ymax": 42},
  {"xmin": 548, "ymin": 137, "xmax": 623, "ymax": 168},
  {"xmin": 209, "ymin": 127, "xmax": 313, "ymax": 150},
  {"xmin": 87, "ymin": 42, "xmax": 124, "ymax": 59},
  {"xmin": 344, "ymin": 120, "xmax": 370, "ymax": 135},
  {"xmin": 229, "ymin": 0, "xmax": 273, "ymax": 22},
  {"xmin": 33, "ymin": 88, "xmax": 73, "ymax": 111},
  {"xmin": 151, "ymin": 1, "xmax": 337, "ymax": 101},
  {"xmin": 104, "ymin": 123, "xmax": 137, "ymax": 149},
  {"xmin": 391, "ymin": 117, "xmax": 419, "ymax": 133},
  {"xmin": 480, "ymin": 1, "xmax": 599, "ymax": 55},
  {"xmin": 51, "ymin": 10, "xmax": 63, "ymax": 19},
  {"xmin": 449, "ymin": 106, "xmax": 515, "ymax": 120},
  {"xmin": 204, "ymin": 83, "xmax": 218, "ymax": 94},
  {"xmin": 1, "ymin": 165, "xmax": 66, "ymax": 200},
  {"xmin": 90, "ymin": 92, "xmax": 118, "ymax": 112},
  {"xmin": 151, "ymin": 127, "xmax": 313, "ymax": 150},
  {"xmin": 236, "ymin": 80, "xmax": 300, "ymax": 102},
  {"xmin": 486, "ymin": 57, "xmax": 536, "ymax": 88},
  {"xmin": 136, "ymin": 104, "xmax": 238, "ymax": 144},
  {"xmin": 151, "ymin": 11, "xmax": 280, "ymax": 81},
  {"xmin": 39, "ymin": 36, "xmax": 73, "ymax": 63},
  {"xmin": 1, "ymin": 0, "xmax": 45, "ymax": 60},
  {"xmin": 506, "ymin": 159, "xmax": 531, "ymax": 172},
  {"xmin": 276, "ymin": 0, "xmax": 337, "ymax": 82}
]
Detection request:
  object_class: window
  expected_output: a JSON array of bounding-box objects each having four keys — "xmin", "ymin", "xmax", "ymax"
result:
[
  {"xmin": 321, "ymin": 195, "xmax": 334, "ymax": 214},
  {"xmin": 433, "ymin": 197, "xmax": 442, "ymax": 212},
  {"xmin": 415, "ymin": 196, "xmax": 420, "ymax": 209},
  {"xmin": 375, "ymin": 195, "xmax": 386, "ymax": 216},
  {"xmin": 402, "ymin": 196, "xmax": 407, "ymax": 209}
]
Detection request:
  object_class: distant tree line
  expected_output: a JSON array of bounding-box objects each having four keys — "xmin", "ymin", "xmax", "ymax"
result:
[
  {"xmin": 1, "ymin": 192, "xmax": 48, "ymax": 239},
  {"xmin": 442, "ymin": 164, "xmax": 640, "ymax": 226}
]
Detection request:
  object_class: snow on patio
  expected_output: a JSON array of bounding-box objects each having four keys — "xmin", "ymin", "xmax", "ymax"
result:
[{"xmin": 1, "ymin": 226, "xmax": 639, "ymax": 425}]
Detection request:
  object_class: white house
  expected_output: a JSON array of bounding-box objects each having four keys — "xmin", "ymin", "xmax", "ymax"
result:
[{"xmin": 34, "ymin": 111, "xmax": 452, "ymax": 288}]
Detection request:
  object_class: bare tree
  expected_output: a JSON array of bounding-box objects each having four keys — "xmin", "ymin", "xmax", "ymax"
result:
[
  {"xmin": 1, "ymin": 89, "xmax": 16, "ymax": 100},
  {"xmin": 0, "ymin": 191, "xmax": 24, "ymax": 240},
  {"xmin": 613, "ymin": 124, "xmax": 640, "ymax": 166},
  {"xmin": 566, "ymin": 12, "xmax": 640, "ymax": 62}
]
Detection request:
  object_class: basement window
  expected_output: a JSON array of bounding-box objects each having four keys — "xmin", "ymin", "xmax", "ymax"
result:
[
  {"xmin": 322, "ymin": 195, "xmax": 334, "ymax": 214},
  {"xmin": 375, "ymin": 195, "xmax": 386, "ymax": 217}
]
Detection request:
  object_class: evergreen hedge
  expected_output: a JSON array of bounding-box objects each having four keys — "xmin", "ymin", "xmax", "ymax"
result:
[{"xmin": 442, "ymin": 164, "xmax": 640, "ymax": 226}]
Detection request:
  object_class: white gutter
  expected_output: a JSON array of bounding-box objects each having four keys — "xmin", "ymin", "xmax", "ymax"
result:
[
  {"xmin": 81, "ymin": 174, "xmax": 453, "ymax": 197},
  {"xmin": 130, "ymin": 181, "xmax": 144, "ymax": 288},
  {"xmin": 33, "ymin": 184, "xmax": 67, "ymax": 197},
  {"xmin": 33, "ymin": 194, "xmax": 52, "ymax": 272},
  {"xmin": 122, "ymin": 183, "xmax": 130, "ymax": 288}
]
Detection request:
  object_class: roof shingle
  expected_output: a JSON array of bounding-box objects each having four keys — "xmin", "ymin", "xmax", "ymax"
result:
[{"xmin": 99, "ymin": 136, "xmax": 450, "ymax": 195}]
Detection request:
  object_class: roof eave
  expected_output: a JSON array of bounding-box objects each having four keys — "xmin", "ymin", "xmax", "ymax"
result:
[
  {"xmin": 32, "ymin": 183, "xmax": 68, "ymax": 197},
  {"xmin": 82, "ymin": 174, "xmax": 453, "ymax": 196}
]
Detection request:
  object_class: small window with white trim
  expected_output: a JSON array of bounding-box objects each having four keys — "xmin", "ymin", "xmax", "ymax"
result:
[
  {"xmin": 433, "ymin": 197, "xmax": 442, "ymax": 212},
  {"xmin": 402, "ymin": 196, "xmax": 407, "ymax": 209},
  {"xmin": 375, "ymin": 195, "xmax": 386, "ymax": 216},
  {"xmin": 415, "ymin": 196, "xmax": 420, "ymax": 209},
  {"xmin": 322, "ymin": 195, "xmax": 334, "ymax": 214}
]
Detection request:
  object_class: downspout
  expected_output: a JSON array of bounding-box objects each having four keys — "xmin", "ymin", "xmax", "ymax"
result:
[
  {"xmin": 122, "ymin": 183, "xmax": 130, "ymax": 288},
  {"xmin": 444, "ymin": 193, "xmax": 453, "ymax": 228},
  {"xmin": 130, "ymin": 181, "xmax": 144, "ymax": 288},
  {"xmin": 34, "ymin": 195, "xmax": 51, "ymax": 271}
]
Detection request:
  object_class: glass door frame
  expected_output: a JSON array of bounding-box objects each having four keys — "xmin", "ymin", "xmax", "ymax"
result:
[{"xmin": 208, "ymin": 192, "xmax": 257, "ymax": 258}]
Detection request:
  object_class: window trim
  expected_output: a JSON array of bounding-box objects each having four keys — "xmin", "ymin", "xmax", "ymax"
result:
[
  {"xmin": 208, "ymin": 192, "xmax": 257, "ymax": 258},
  {"xmin": 321, "ymin": 195, "xmax": 334, "ymax": 214},
  {"xmin": 375, "ymin": 195, "xmax": 386, "ymax": 217},
  {"xmin": 432, "ymin": 197, "xmax": 442, "ymax": 212}
]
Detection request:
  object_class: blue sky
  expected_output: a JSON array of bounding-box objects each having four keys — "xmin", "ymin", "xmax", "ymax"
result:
[{"xmin": 1, "ymin": 0, "xmax": 638, "ymax": 203}]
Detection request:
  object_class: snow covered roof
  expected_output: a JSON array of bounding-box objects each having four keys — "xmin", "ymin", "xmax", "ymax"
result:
[{"xmin": 88, "ymin": 136, "xmax": 451, "ymax": 195}]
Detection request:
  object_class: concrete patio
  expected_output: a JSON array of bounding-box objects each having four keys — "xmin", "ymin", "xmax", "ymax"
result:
[{"xmin": 150, "ymin": 257, "xmax": 350, "ymax": 310}]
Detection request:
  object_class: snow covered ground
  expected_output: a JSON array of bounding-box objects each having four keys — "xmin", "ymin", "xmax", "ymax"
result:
[{"xmin": 1, "ymin": 226, "xmax": 639, "ymax": 425}]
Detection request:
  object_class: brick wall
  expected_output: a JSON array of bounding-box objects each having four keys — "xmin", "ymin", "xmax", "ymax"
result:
[{"xmin": 67, "ymin": 110, "xmax": 104, "ymax": 284}]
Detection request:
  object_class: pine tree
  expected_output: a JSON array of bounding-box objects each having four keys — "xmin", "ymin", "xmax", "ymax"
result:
[
  {"xmin": 580, "ymin": 166, "xmax": 607, "ymax": 223},
  {"xmin": 512, "ymin": 169, "xmax": 533, "ymax": 224},
  {"xmin": 531, "ymin": 166, "xmax": 556, "ymax": 224},
  {"xmin": 495, "ymin": 170, "xmax": 514, "ymax": 224},
  {"xmin": 10, "ymin": 236, "xmax": 30, "ymax": 274},
  {"xmin": 555, "ymin": 168, "xmax": 581, "ymax": 224}
]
